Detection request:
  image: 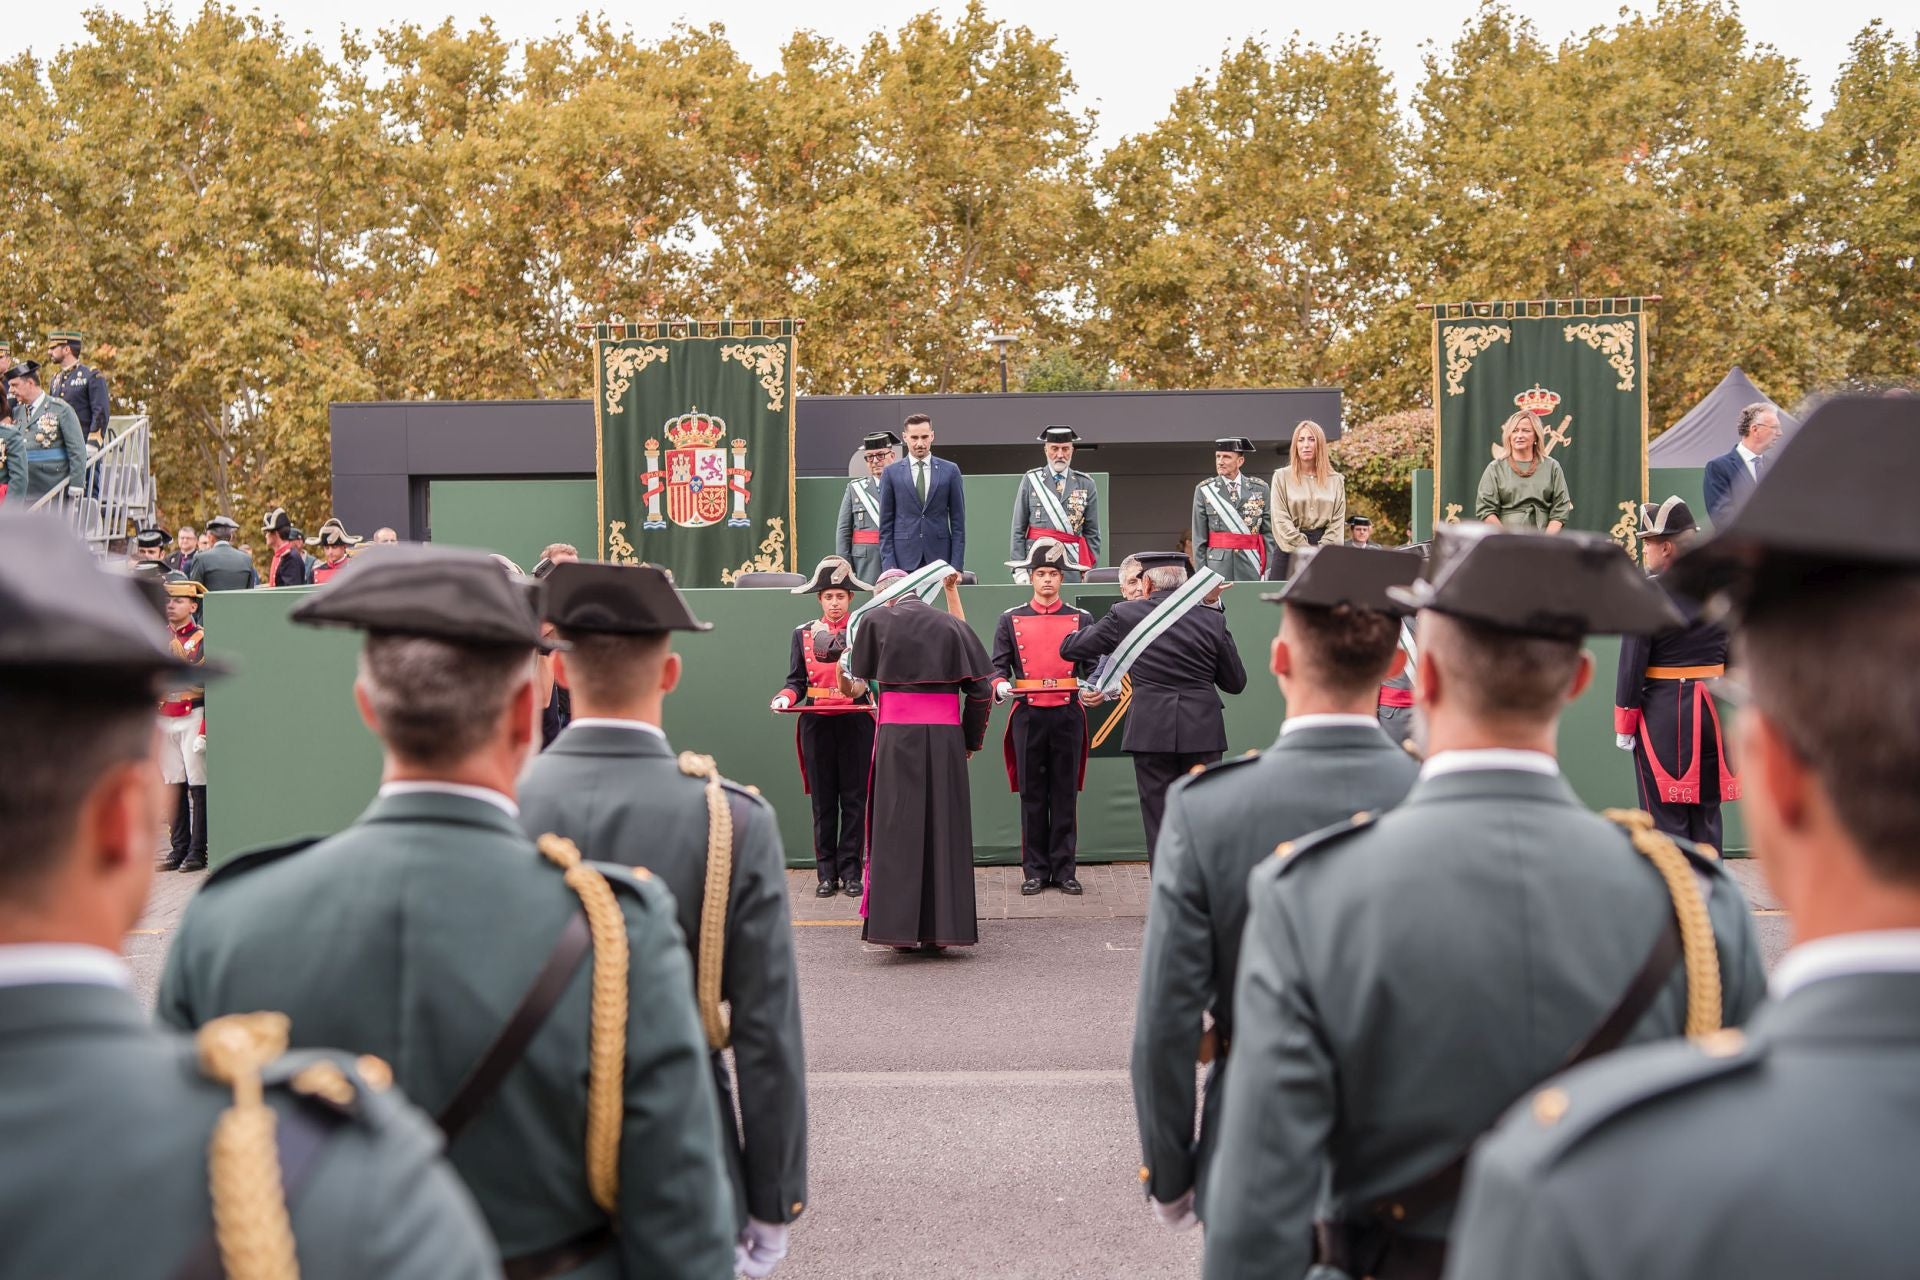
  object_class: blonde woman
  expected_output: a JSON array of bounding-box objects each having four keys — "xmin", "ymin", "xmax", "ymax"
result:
[
  {"xmin": 1270, "ymin": 420, "xmax": 1347, "ymax": 576},
  {"xmin": 1476, "ymin": 410, "xmax": 1572, "ymax": 532}
]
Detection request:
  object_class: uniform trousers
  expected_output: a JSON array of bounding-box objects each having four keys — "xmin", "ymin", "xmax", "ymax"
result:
[
  {"xmin": 1010, "ymin": 702, "xmax": 1084, "ymax": 883},
  {"xmin": 1632, "ymin": 736, "xmax": 1725, "ymax": 853},
  {"xmin": 799, "ymin": 712, "xmax": 875, "ymax": 885},
  {"xmin": 1132, "ymin": 750, "xmax": 1222, "ymax": 861},
  {"xmin": 158, "ymin": 712, "xmax": 207, "ymax": 866}
]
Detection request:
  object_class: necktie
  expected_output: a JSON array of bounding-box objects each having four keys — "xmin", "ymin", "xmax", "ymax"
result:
[
  {"xmin": 916, "ymin": 460, "xmax": 928, "ymax": 505},
  {"xmin": 1053, "ymin": 474, "xmax": 1065, "ymax": 497},
  {"xmin": 1751, "ymin": 454, "xmax": 1764, "ymax": 482}
]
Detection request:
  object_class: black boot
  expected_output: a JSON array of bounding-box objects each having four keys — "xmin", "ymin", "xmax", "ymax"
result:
[
  {"xmin": 179, "ymin": 785, "xmax": 208, "ymax": 872},
  {"xmin": 158, "ymin": 786, "xmax": 189, "ymax": 870}
]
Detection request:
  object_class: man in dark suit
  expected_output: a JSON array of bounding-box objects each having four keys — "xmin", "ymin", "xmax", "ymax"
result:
[
  {"xmin": 1701, "ymin": 401, "xmax": 1781, "ymax": 523},
  {"xmin": 879, "ymin": 413, "xmax": 966, "ymax": 572},
  {"xmin": 1060, "ymin": 551, "xmax": 1248, "ymax": 855}
]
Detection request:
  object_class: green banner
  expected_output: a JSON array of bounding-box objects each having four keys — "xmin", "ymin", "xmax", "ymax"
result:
[
  {"xmin": 594, "ymin": 320, "xmax": 798, "ymax": 585},
  {"xmin": 1431, "ymin": 300, "xmax": 1649, "ymax": 547}
]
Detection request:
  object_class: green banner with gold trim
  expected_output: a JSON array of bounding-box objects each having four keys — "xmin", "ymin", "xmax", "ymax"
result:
[
  {"xmin": 1431, "ymin": 299, "xmax": 1649, "ymax": 550},
  {"xmin": 593, "ymin": 319, "xmax": 798, "ymax": 585}
]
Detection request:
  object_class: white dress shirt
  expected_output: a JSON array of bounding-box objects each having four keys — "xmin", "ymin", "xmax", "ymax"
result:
[
  {"xmin": 567, "ymin": 717, "xmax": 667, "ymax": 742},
  {"xmin": 1736, "ymin": 443, "xmax": 1764, "ymax": 481},
  {"xmin": 377, "ymin": 780, "xmax": 519, "ymax": 818},
  {"xmin": 1280, "ymin": 713, "xmax": 1382, "ymax": 737},
  {"xmin": 0, "ymin": 943, "xmax": 132, "ymax": 991},
  {"xmin": 1419, "ymin": 747, "xmax": 1560, "ymax": 781},
  {"xmin": 1770, "ymin": 929, "xmax": 1920, "ymax": 999}
]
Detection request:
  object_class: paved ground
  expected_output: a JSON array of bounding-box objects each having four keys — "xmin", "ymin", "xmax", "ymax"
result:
[{"xmin": 129, "ymin": 858, "xmax": 1791, "ymax": 1278}]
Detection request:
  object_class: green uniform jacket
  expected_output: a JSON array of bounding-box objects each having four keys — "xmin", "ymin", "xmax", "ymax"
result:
[
  {"xmin": 1131, "ymin": 722, "xmax": 1420, "ymax": 1211},
  {"xmin": 158, "ymin": 788, "xmax": 738, "ymax": 1279},
  {"xmin": 1200, "ymin": 765, "xmax": 1768, "ymax": 1280},
  {"xmin": 835, "ymin": 476, "xmax": 886, "ymax": 585},
  {"xmin": 188, "ymin": 540, "xmax": 260, "ymax": 590},
  {"xmin": 11, "ymin": 395, "xmax": 86, "ymax": 502},
  {"xmin": 520, "ymin": 722, "xmax": 808, "ymax": 1228},
  {"xmin": 1446, "ymin": 971, "xmax": 1920, "ymax": 1280},
  {"xmin": 0, "ymin": 423, "xmax": 26, "ymax": 495},
  {"xmin": 0, "ymin": 981, "xmax": 495, "ymax": 1278},
  {"xmin": 1191, "ymin": 475, "xmax": 1278, "ymax": 582},
  {"xmin": 1009, "ymin": 465, "xmax": 1100, "ymax": 576}
]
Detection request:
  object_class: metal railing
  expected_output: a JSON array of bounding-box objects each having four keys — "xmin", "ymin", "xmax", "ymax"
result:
[{"xmin": 28, "ymin": 415, "xmax": 154, "ymax": 557}]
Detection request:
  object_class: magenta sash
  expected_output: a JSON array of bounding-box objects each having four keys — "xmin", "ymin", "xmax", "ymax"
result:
[{"xmin": 877, "ymin": 692, "xmax": 961, "ymax": 726}]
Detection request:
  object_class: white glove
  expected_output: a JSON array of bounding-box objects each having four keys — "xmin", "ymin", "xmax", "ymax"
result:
[
  {"xmin": 1012, "ymin": 568, "xmax": 1030, "ymax": 586},
  {"xmin": 192, "ymin": 734, "xmax": 207, "ymax": 755},
  {"xmin": 770, "ymin": 694, "xmax": 793, "ymax": 712},
  {"xmin": 1079, "ymin": 686, "xmax": 1105, "ymax": 707},
  {"xmin": 1614, "ymin": 733, "xmax": 1636, "ymax": 752},
  {"xmin": 66, "ymin": 483, "xmax": 85, "ymax": 497},
  {"xmin": 993, "ymin": 680, "xmax": 1013, "ymax": 704},
  {"xmin": 735, "ymin": 1219, "xmax": 790, "ymax": 1279},
  {"xmin": 1150, "ymin": 1190, "xmax": 1199, "ymax": 1232}
]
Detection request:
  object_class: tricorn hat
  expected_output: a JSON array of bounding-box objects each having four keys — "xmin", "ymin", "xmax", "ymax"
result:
[
  {"xmin": 1213, "ymin": 437, "xmax": 1255, "ymax": 455},
  {"xmin": 260, "ymin": 507, "xmax": 294, "ymax": 537},
  {"xmin": 543, "ymin": 561, "xmax": 713, "ymax": 635},
  {"xmin": 1387, "ymin": 526, "xmax": 1683, "ymax": 640},
  {"xmin": 3, "ymin": 359, "xmax": 41, "ymax": 384},
  {"xmin": 792, "ymin": 555, "xmax": 873, "ymax": 596},
  {"xmin": 1636, "ymin": 497, "xmax": 1697, "ymax": 541},
  {"xmin": 1262, "ymin": 542, "xmax": 1420, "ymax": 612},
  {"xmin": 1038, "ymin": 426, "xmax": 1080, "ymax": 445},
  {"xmin": 311, "ymin": 517, "xmax": 361, "ymax": 548},
  {"xmin": 1130, "ymin": 550, "xmax": 1194, "ymax": 575},
  {"xmin": 162, "ymin": 570, "xmax": 207, "ymax": 601},
  {"xmin": 1006, "ymin": 537, "xmax": 1086, "ymax": 575},
  {"xmin": 861, "ymin": 431, "xmax": 902, "ymax": 452},
  {"xmin": 1346, "ymin": 514, "xmax": 1372, "ymax": 528},
  {"xmin": 133, "ymin": 527, "xmax": 172, "ymax": 550},
  {"xmin": 291, "ymin": 544, "xmax": 560, "ymax": 651}
]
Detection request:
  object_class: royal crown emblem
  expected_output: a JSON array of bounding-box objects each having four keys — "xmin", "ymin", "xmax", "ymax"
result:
[
  {"xmin": 1514, "ymin": 384, "xmax": 1562, "ymax": 417},
  {"xmin": 638, "ymin": 406, "xmax": 753, "ymax": 530},
  {"xmin": 665, "ymin": 409, "xmax": 728, "ymax": 450}
]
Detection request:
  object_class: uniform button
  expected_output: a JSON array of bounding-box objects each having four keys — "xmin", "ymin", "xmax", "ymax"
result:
[
  {"xmin": 1138, "ymin": 1166, "xmax": 1150, "ymax": 1184},
  {"xmin": 1531, "ymin": 1087, "xmax": 1570, "ymax": 1126},
  {"xmin": 791, "ymin": 1200, "xmax": 805, "ymax": 1216},
  {"xmin": 1698, "ymin": 1029, "xmax": 1745, "ymax": 1057},
  {"xmin": 1187, "ymin": 763, "xmax": 1207, "ymax": 776},
  {"xmin": 1351, "ymin": 811, "xmax": 1373, "ymax": 825},
  {"xmin": 1273, "ymin": 841, "xmax": 1295, "ymax": 859}
]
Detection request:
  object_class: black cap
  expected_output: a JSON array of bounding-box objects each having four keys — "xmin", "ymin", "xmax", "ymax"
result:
[
  {"xmin": 544, "ymin": 561, "xmax": 713, "ymax": 634},
  {"xmin": 0, "ymin": 511, "xmax": 218, "ymax": 682},
  {"xmin": 1670, "ymin": 396, "xmax": 1920, "ymax": 613},
  {"xmin": 1636, "ymin": 496, "xmax": 1697, "ymax": 541},
  {"xmin": 1214, "ymin": 437, "xmax": 1255, "ymax": 455},
  {"xmin": 1346, "ymin": 514, "xmax": 1372, "ymax": 528},
  {"xmin": 792, "ymin": 555, "xmax": 872, "ymax": 596},
  {"xmin": 205, "ymin": 515, "xmax": 240, "ymax": 532},
  {"xmin": 1006, "ymin": 537, "xmax": 1085, "ymax": 574},
  {"xmin": 1039, "ymin": 426, "xmax": 1079, "ymax": 445},
  {"xmin": 260, "ymin": 507, "xmax": 293, "ymax": 536},
  {"xmin": 3, "ymin": 359, "xmax": 40, "ymax": 384},
  {"xmin": 1130, "ymin": 550, "xmax": 1193, "ymax": 574},
  {"xmin": 1262, "ymin": 543, "xmax": 1420, "ymax": 611},
  {"xmin": 134, "ymin": 527, "xmax": 171, "ymax": 549},
  {"xmin": 861, "ymin": 431, "xmax": 901, "ymax": 452},
  {"xmin": 291, "ymin": 544, "xmax": 559, "ymax": 651},
  {"xmin": 1387, "ymin": 526, "xmax": 1682, "ymax": 640}
]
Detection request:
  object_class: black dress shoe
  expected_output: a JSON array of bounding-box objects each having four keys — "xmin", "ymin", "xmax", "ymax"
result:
[
  {"xmin": 815, "ymin": 881, "xmax": 839, "ymax": 898},
  {"xmin": 155, "ymin": 854, "xmax": 185, "ymax": 872},
  {"xmin": 1060, "ymin": 877, "xmax": 1083, "ymax": 895},
  {"xmin": 178, "ymin": 855, "xmax": 207, "ymax": 873},
  {"xmin": 842, "ymin": 881, "xmax": 861, "ymax": 898},
  {"xmin": 1020, "ymin": 878, "xmax": 1044, "ymax": 896}
]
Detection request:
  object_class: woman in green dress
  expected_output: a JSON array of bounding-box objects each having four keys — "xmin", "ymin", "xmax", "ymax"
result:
[{"xmin": 1476, "ymin": 410, "xmax": 1572, "ymax": 531}]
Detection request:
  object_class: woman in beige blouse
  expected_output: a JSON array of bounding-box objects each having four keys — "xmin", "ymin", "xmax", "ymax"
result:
[{"xmin": 1270, "ymin": 419, "xmax": 1347, "ymax": 577}]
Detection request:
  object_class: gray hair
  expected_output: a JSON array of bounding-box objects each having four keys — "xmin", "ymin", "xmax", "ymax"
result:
[
  {"xmin": 1736, "ymin": 402, "xmax": 1775, "ymax": 437},
  {"xmin": 357, "ymin": 634, "xmax": 533, "ymax": 767},
  {"xmin": 1144, "ymin": 564, "xmax": 1188, "ymax": 592}
]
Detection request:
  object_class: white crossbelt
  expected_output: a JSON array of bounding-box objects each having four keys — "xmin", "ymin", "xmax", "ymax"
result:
[
  {"xmin": 1026, "ymin": 470, "xmax": 1074, "ymax": 533},
  {"xmin": 1090, "ymin": 568, "xmax": 1225, "ymax": 696},
  {"xmin": 850, "ymin": 478, "xmax": 880, "ymax": 525},
  {"xmin": 844, "ymin": 559, "xmax": 953, "ymax": 652},
  {"xmin": 1200, "ymin": 484, "xmax": 1262, "ymax": 575}
]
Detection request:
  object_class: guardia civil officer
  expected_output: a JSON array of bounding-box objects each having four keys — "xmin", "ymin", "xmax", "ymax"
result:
[
  {"xmin": 521, "ymin": 561, "xmax": 806, "ymax": 1280},
  {"xmin": 1190, "ymin": 438, "xmax": 1276, "ymax": 582},
  {"xmin": 1447, "ymin": 396, "xmax": 1920, "ymax": 1280},
  {"xmin": 0, "ymin": 511, "xmax": 495, "ymax": 1279},
  {"xmin": 46, "ymin": 328, "xmax": 110, "ymax": 450},
  {"xmin": 188, "ymin": 515, "xmax": 259, "ymax": 590},
  {"xmin": 1009, "ymin": 426, "xmax": 1100, "ymax": 580},
  {"xmin": 1132, "ymin": 543, "xmax": 1423, "ymax": 1230},
  {"xmin": 773, "ymin": 554, "xmax": 876, "ymax": 899},
  {"xmin": 3, "ymin": 359, "xmax": 86, "ymax": 505},
  {"xmin": 1201, "ymin": 525, "xmax": 1768, "ymax": 1280},
  {"xmin": 1613, "ymin": 497, "xmax": 1737, "ymax": 850},
  {"xmin": 992, "ymin": 537, "xmax": 1097, "ymax": 894},
  {"xmin": 836, "ymin": 431, "xmax": 895, "ymax": 584},
  {"xmin": 160, "ymin": 545, "xmax": 739, "ymax": 1279}
]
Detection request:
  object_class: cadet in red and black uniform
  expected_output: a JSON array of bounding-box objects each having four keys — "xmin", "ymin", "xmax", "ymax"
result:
[
  {"xmin": 156, "ymin": 571, "xmax": 210, "ymax": 872},
  {"xmin": 992, "ymin": 538, "xmax": 1096, "ymax": 896},
  {"xmin": 1614, "ymin": 497, "xmax": 1740, "ymax": 850},
  {"xmin": 772, "ymin": 556, "xmax": 877, "ymax": 898}
]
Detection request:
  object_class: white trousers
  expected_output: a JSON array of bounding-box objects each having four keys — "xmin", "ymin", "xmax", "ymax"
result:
[{"xmin": 158, "ymin": 712, "xmax": 206, "ymax": 786}]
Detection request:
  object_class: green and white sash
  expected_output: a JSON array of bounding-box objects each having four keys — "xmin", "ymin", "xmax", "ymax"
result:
[
  {"xmin": 844, "ymin": 559, "xmax": 953, "ymax": 651},
  {"xmin": 849, "ymin": 477, "xmax": 881, "ymax": 526},
  {"xmin": 1200, "ymin": 482, "xmax": 1263, "ymax": 576},
  {"xmin": 1090, "ymin": 567, "xmax": 1225, "ymax": 696},
  {"xmin": 1026, "ymin": 469, "xmax": 1074, "ymax": 532}
]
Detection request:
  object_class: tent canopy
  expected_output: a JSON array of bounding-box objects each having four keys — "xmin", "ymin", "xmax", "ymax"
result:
[{"xmin": 1648, "ymin": 366, "xmax": 1799, "ymax": 467}]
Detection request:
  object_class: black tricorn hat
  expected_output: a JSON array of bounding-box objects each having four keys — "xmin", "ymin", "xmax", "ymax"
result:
[
  {"xmin": 861, "ymin": 431, "xmax": 901, "ymax": 452},
  {"xmin": 0, "ymin": 512, "xmax": 221, "ymax": 682},
  {"xmin": 1130, "ymin": 550, "xmax": 1194, "ymax": 574},
  {"xmin": 162, "ymin": 570, "xmax": 206, "ymax": 600},
  {"xmin": 1006, "ymin": 537, "xmax": 1086, "ymax": 574},
  {"xmin": 311, "ymin": 517, "xmax": 361, "ymax": 548},
  {"xmin": 792, "ymin": 555, "xmax": 872, "ymax": 596},
  {"xmin": 1670, "ymin": 396, "xmax": 1920, "ymax": 614},
  {"xmin": 1213, "ymin": 437, "xmax": 1255, "ymax": 455},
  {"xmin": 1262, "ymin": 543, "xmax": 1420, "ymax": 611},
  {"xmin": 543, "ymin": 561, "xmax": 712, "ymax": 635},
  {"xmin": 1387, "ymin": 526, "xmax": 1682, "ymax": 640},
  {"xmin": 3, "ymin": 359, "xmax": 41, "ymax": 384},
  {"xmin": 1637, "ymin": 497, "xmax": 1697, "ymax": 540},
  {"xmin": 1346, "ymin": 514, "xmax": 1372, "ymax": 527},
  {"xmin": 134, "ymin": 527, "xmax": 172, "ymax": 549},
  {"xmin": 291, "ymin": 544, "xmax": 559, "ymax": 651},
  {"xmin": 1039, "ymin": 425, "xmax": 1080, "ymax": 445},
  {"xmin": 260, "ymin": 507, "xmax": 294, "ymax": 537}
]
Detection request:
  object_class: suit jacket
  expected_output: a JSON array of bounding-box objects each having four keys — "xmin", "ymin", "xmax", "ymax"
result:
[
  {"xmin": 1132, "ymin": 722, "xmax": 1421, "ymax": 1211},
  {"xmin": 0, "ymin": 980, "xmax": 495, "ymax": 1279},
  {"xmin": 519, "ymin": 722, "xmax": 808, "ymax": 1228},
  {"xmin": 158, "ymin": 789, "xmax": 739, "ymax": 1278},
  {"xmin": 1701, "ymin": 447, "xmax": 1756, "ymax": 523},
  {"xmin": 1448, "ymin": 970, "xmax": 1920, "ymax": 1280},
  {"xmin": 1059, "ymin": 588, "xmax": 1247, "ymax": 753},
  {"xmin": 1200, "ymin": 768, "xmax": 1767, "ymax": 1280},
  {"xmin": 879, "ymin": 454, "xmax": 966, "ymax": 571}
]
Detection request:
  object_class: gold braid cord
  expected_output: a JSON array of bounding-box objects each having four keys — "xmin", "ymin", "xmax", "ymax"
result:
[
  {"xmin": 536, "ymin": 835, "xmax": 631, "ymax": 1214},
  {"xmin": 1603, "ymin": 809, "xmax": 1723, "ymax": 1038},
  {"xmin": 198, "ymin": 1012, "xmax": 301, "ymax": 1280},
  {"xmin": 677, "ymin": 750, "xmax": 734, "ymax": 1051}
]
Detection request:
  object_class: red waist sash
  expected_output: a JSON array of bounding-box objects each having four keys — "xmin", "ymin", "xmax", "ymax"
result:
[
  {"xmin": 852, "ymin": 529, "xmax": 880, "ymax": 545},
  {"xmin": 877, "ymin": 692, "xmax": 960, "ymax": 726},
  {"xmin": 1025, "ymin": 525, "xmax": 1091, "ymax": 572},
  {"xmin": 1208, "ymin": 531, "xmax": 1267, "ymax": 575},
  {"xmin": 1377, "ymin": 686, "xmax": 1414, "ymax": 708}
]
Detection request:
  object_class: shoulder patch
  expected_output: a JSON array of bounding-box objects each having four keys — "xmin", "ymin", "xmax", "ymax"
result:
[
  {"xmin": 720, "ymin": 777, "xmax": 774, "ymax": 813},
  {"xmin": 1181, "ymin": 752, "xmax": 1264, "ymax": 786},
  {"xmin": 1270, "ymin": 813, "xmax": 1374, "ymax": 876},
  {"xmin": 203, "ymin": 836, "xmax": 325, "ymax": 888}
]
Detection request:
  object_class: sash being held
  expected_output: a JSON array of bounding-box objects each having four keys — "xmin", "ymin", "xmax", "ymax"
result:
[
  {"xmin": 1089, "ymin": 567, "xmax": 1225, "ymax": 696},
  {"xmin": 844, "ymin": 560, "xmax": 953, "ymax": 651}
]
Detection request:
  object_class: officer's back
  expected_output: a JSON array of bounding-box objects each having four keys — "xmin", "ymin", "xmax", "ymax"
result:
[{"xmin": 189, "ymin": 520, "xmax": 258, "ymax": 591}]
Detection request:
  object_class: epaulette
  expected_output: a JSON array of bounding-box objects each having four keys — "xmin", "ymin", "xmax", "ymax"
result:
[
  {"xmin": 1269, "ymin": 810, "xmax": 1380, "ymax": 878},
  {"xmin": 261, "ymin": 1047, "xmax": 401, "ymax": 1122},
  {"xmin": 1179, "ymin": 751, "xmax": 1265, "ymax": 786},
  {"xmin": 1487, "ymin": 1029, "xmax": 1763, "ymax": 1175},
  {"xmin": 203, "ymin": 836, "xmax": 324, "ymax": 888},
  {"xmin": 585, "ymin": 858, "xmax": 666, "ymax": 907},
  {"xmin": 719, "ymin": 776, "xmax": 774, "ymax": 814},
  {"xmin": 1606, "ymin": 808, "xmax": 1726, "ymax": 874}
]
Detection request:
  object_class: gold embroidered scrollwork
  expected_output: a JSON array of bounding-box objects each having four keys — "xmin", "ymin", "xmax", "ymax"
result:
[
  {"xmin": 1443, "ymin": 325, "xmax": 1511, "ymax": 396},
  {"xmin": 1610, "ymin": 500, "xmax": 1641, "ymax": 558},
  {"xmin": 1563, "ymin": 321, "xmax": 1637, "ymax": 390},
  {"xmin": 720, "ymin": 342, "xmax": 788, "ymax": 412},
  {"xmin": 1444, "ymin": 503, "xmax": 1464, "ymax": 524},
  {"xmin": 603, "ymin": 345, "xmax": 669, "ymax": 415},
  {"xmin": 607, "ymin": 520, "xmax": 639, "ymax": 566},
  {"xmin": 720, "ymin": 517, "xmax": 788, "ymax": 585}
]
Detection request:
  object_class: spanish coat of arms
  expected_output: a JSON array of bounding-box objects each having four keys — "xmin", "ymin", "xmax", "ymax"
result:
[{"xmin": 637, "ymin": 408, "xmax": 754, "ymax": 530}]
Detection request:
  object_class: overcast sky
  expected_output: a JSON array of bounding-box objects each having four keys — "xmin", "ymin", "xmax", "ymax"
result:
[{"xmin": 21, "ymin": 0, "xmax": 1902, "ymax": 144}]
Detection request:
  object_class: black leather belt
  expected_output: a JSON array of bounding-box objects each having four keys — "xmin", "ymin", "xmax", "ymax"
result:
[{"xmin": 503, "ymin": 1224, "xmax": 615, "ymax": 1280}]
